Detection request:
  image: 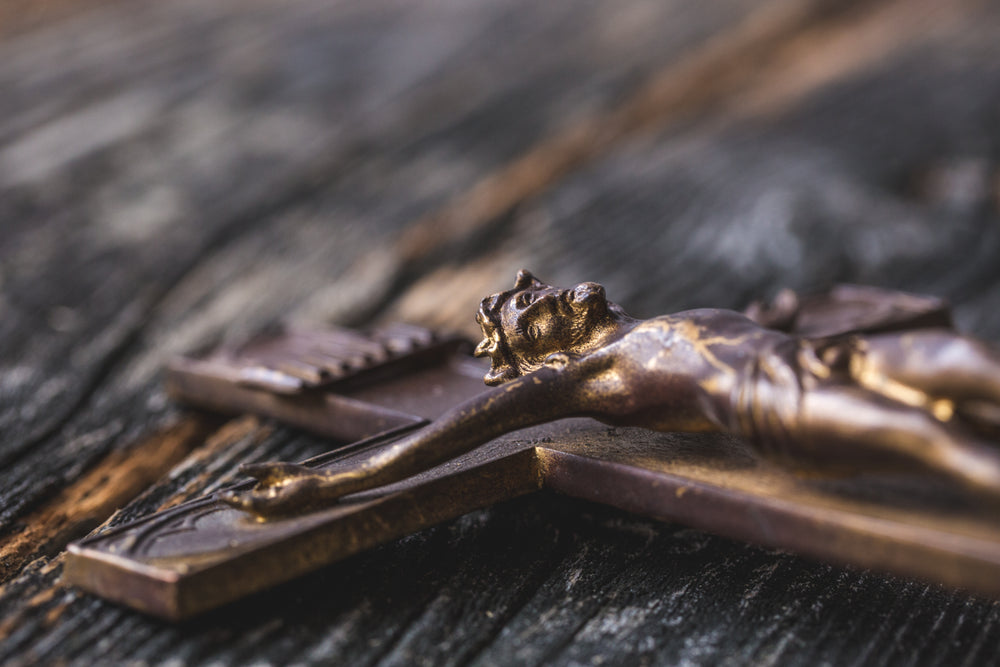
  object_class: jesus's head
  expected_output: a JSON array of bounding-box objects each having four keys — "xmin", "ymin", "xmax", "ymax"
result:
[{"xmin": 474, "ymin": 270, "xmax": 623, "ymax": 385}]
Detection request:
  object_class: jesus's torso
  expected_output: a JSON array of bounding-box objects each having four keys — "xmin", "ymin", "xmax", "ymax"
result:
[{"xmin": 584, "ymin": 309, "xmax": 799, "ymax": 434}]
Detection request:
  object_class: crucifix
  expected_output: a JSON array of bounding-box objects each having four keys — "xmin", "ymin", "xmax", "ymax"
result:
[{"xmin": 66, "ymin": 272, "xmax": 1000, "ymax": 620}]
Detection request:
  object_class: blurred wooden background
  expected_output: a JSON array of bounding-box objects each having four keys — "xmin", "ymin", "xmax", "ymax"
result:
[{"xmin": 2, "ymin": 0, "xmax": 1000, "ymax": 663}]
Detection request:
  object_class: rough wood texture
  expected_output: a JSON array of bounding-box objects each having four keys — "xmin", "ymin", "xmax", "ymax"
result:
[{"xmin": 2, "ymin": 0, "xmax": 1000, "ymax": 663}]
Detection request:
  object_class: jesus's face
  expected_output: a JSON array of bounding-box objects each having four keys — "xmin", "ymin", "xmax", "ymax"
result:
[
  {"xmin": 498, "ymin": 279, "xmax": 610, "ymax": 374},
  {"xmin": 475, "ymin": 271, "xmax": 619, "ymax": 385}
]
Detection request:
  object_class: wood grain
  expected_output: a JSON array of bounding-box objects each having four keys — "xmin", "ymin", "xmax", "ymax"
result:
[{"xmin": 2, "ymin": 0, "xmax": 1000, "ymax": 663}]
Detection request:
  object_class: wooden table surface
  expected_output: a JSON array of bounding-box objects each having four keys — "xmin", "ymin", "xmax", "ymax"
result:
[{"xmin": 2, "ymin": 0, "xmax": 1000, "ymax": 664}]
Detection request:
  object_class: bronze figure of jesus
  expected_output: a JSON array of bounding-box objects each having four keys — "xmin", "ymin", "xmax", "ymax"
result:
[{"xmin": 222, "ymin": 271, "xmax": 1000, "ymax": 517}]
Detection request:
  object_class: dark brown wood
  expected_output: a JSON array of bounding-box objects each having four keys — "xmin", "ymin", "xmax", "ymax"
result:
[{"xmin": 3, "ymin": 0, "xmax": 1000, "ymax": 663}]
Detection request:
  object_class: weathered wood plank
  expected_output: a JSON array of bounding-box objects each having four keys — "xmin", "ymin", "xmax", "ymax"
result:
[{"xmin": 2, "ymin": 0, "xmax": 1000, "ymax": 664}]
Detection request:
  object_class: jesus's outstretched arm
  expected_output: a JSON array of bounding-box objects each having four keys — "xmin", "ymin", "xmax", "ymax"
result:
[{"xmin": 220, "ymin": 358, "xmax": 600, "ymax": 517}]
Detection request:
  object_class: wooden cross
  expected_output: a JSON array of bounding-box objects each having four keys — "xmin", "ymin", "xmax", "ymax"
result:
[{"xmin": 66, "ymin": 320, "xmax": 1000, "ymax": 620}]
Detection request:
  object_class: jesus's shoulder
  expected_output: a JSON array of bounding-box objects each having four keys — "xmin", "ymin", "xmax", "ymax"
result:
[{"xmin": 632, "ymin": 309, "xmax": 762, "ymax": 337}]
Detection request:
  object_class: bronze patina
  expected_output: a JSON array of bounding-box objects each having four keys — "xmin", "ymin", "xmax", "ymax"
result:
[
  {"xmin": 221, "ymin": 271, "xmax": 1000, "ymax": 517},
  {"xmin": 64, "ymin": 274, "xmax": 1000, "ymax": 620}
]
